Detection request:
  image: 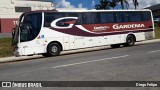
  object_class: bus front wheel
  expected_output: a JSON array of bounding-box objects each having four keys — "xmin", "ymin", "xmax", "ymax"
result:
[
  {"xmin": 45, "ymin": 43, "xmax": 61, "ymax": 57},
  {"xmin": 124, "ymin": 35, "xmax": 135, "ymax": 47}
]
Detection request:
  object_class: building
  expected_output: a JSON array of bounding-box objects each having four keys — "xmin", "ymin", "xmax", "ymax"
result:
[
  {"xmin": 57, "ymin": 8, "xmax": 87, "ymax": 10},
  {"xmin": 0, "ymin": 0, "xmax": 55, "ymax": 33},
  {"xmin": 145, "ymin": 4, "xmax": 160, "ymax": 18}
]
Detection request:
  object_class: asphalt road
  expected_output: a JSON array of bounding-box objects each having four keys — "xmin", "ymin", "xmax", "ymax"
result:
[{"xmin": 0, "ymin": 42, "xmax": 160, "ymax": 90}]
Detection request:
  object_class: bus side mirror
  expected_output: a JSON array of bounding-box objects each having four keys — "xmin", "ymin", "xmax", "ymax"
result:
[{"xmin": 12, "ymin": 28, "xmax": 15, "ymax": 37}]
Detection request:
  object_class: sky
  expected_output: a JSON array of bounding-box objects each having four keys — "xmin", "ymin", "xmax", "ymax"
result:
[
  {"xmin": 48, "ymin": 0, "xmax": 160, "ymax": 9},
  {"xmin": 51, "ymin": 0, "xmax": 99, "ymax": 9}
]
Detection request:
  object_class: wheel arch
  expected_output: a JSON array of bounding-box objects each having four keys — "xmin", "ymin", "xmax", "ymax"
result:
[
  {"xmin": 46, "ymin": 41, "xmax": 63, "ymax": 51},
  {"xmin": 126, "ymin": 33, "xmax": 136, "ymax": 42}
]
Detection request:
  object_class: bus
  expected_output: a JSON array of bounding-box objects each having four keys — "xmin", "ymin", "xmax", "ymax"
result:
[{"xmin": 12, "ymin": 9, "xmax": 154, "ymax": 57}]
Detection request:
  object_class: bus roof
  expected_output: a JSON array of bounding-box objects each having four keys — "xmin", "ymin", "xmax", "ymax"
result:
[
  {"xmin": 23, "ymin": 9, "xmax": 152, "ymax": 15},
  {"xmin": 56, "ymin": 9, "xmax": 151, "ymax": 12}
]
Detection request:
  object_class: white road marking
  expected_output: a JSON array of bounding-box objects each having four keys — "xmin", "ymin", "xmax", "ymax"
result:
[
  {"xmin": 148, "ymin": 50, "xmax": 160, "ymax": 53},
  {"xmin": 52, "ymin": 55, "xmax": 129, "ymax": 69}
]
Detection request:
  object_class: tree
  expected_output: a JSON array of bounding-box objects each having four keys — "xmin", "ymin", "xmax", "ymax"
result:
[
  {"xmin": 133, "ymin": 0, "xmax": 139, "ymax": 9},
  {"xmin": 95, "ymin": 0, "xmax": 110, "ymax": 10},
  {"xmin": 117, "ymin": 0, "xmax": 129, "ymax": 9},
  {"xmin": 95, "ymin": 5, "xmax": 103, "ymax": 10},
  {"xmin": 110, "ymin": 0, "xmax": 118, "ymax": 9}
]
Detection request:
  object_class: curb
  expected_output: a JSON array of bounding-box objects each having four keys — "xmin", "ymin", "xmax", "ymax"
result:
[
  {"xmin": 136, "ymin": 39, "xmax": 160, "ymax": 45},
  {"xmin": 0, "ymin": 39, "xmax": 160, "ymax": 63},
  {"xmin": 0, "ymin": 55, "xmax": 43, "ymax": 63}
]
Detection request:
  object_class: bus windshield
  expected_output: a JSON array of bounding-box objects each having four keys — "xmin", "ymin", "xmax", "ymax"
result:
[
  {"xmin": 20, "ymin": 13, "xmax": 42, "ymax": 42},
  {"xmin": 12, "ymin": 13, "xmax": 42, "ymax": 45}
]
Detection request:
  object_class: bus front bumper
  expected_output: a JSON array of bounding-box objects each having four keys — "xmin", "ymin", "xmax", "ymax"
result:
[
  {"xmin": 13, "ymin": 50, "xmax": 21, "ymax": 57},
  {"xmin": 13, "ymin": 46, "xmax": 22, "ymax": 57}
]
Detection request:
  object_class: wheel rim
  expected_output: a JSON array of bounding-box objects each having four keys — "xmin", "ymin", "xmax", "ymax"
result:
[
  {"xmin": 51, "ymin": 46, "xmax": 58, "ymax": 53},
  {"xmin": 128, "ymin": 37, "xmax": 134, "ymax": 45}
]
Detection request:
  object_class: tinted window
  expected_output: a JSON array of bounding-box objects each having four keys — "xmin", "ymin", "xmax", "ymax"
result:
[
  {"xmin": 83, "ymin": 12, "xmax": 100, "ymax": 24},
  {"xmin": 115, "ymin": 13, "xmax": 123, "ymax": 22},
  {"xmin": 115, "ymin": 12, "xmax": 131, "ymax": 22},
  {"xmin": 21, "ymin": 13, "xmax": 42, "ymax": 42},
  {"xmin": 76, "ymin": 13, "xmax": 83, "ymax": 25},
  {"xmin": 44, "ymin": 12, "xmax": 78, "ymax": 27},
  {"xmin": 44, "ymin": 11, "xmax": 151, "ymax": 27},
  {"xmin": 44, "ymin": 13, "xmax": 64, "ymax": 27},
  {"xmin": 100, "ymin": 12, "xmax": 114, "ymax": 23},
  {"xmin": 129, "ymin": 12, "xmax": 142, "ymax": 22},
  {"xmin": 142, "ymin": 11, "xmax": 151, "ymax": 21},
  {"xmin": 23, "ymin": 13, "xmax": 42, "ymax": 28},
  {"xmin": 123, "ymin": 12, "xmax": 130, "ymax": 22}
]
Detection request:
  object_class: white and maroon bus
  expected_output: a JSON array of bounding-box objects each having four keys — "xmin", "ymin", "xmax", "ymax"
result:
[{"xmin": 12, "ymin": 9, "xmax": 154, "ymax": 57}]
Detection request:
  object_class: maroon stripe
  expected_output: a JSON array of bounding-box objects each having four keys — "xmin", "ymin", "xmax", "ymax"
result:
[
  {"xmin": 105, "ymin": 29, "xmax": 153, "ymax": 36},
  {"xmin": 49, "ymin": 19, "xmax": 153, "ymax": 37},
  {"xmin": 50, "ymin": 26, "xmax": 153, "ymax": 37}
]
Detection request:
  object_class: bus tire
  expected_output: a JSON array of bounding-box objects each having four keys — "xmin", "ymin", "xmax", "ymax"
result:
[
  {"xmin": 110, "ymin": 44, "xmax": 120, "ymax": 48},
  {"xmin": 124, "ymin": 35, "xmax": 135, "ymax": 47},
  {"xmin": 47, "ymin": 43, "xmax": 61, "ymax": 57}
]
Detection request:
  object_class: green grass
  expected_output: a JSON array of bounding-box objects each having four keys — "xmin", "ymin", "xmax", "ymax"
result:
[
  {"xmin": 0, "ymin": 38, "xmax": 13, "ymax": 57},
  {"xmin": 155, "ymin": 24, "xmax": 160, "ymax": 39},
  {"xmin": 0, "ymin": 25, "xmax": 160, "ymax": 58}
]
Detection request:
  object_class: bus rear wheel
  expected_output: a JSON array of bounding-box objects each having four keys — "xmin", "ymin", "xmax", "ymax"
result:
[
  {"xmin": 45, "ymin": 43, "xmax": 61, "ymax": 57},
  {"xmin": 124, "ymin": 35, "xmax": 135, "ymax": 47}
]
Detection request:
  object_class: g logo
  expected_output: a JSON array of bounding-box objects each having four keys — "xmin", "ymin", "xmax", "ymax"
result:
[{"xmin": 51, "ymin": 17, "xmax": 78, "ymax": 29}]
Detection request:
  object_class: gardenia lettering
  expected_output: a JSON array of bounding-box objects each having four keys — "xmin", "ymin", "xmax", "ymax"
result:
[{"xmin": 113, "ymin": 24, "xmax": 145, "ymax": 29}]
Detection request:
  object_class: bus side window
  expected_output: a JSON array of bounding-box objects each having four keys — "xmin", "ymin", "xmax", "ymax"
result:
[
  {"xmin": 64, "ymin": 13, "xmax": 78, "ymax": 26},
  {"xmin": 129, "ymin": 12, "xmax": 142, "ymax": 22},
  {"xmin": 83, "ymin": 12, "xmax": 100, "ymax": 24},
  {"xmin": 115, "ymin": 12, "xmax": 123, "ymax": 23},
  {"xmin": 44, "ymin": 14, "xmax": 55, "ymax": 27},
  {"xmin": 44, "ymin": 13, "xmax": 64, "ymax": 27},
  {"xmin": 76, "ymin": 13, "xmax": 83, "ymax": 25},
  {"xmin": 142, "ymin": 11, "xmax": 151, "ymax": 21},
  {"xmin": 83, "ymin": 13, "xmax": 92, "ymax": 24},
  {"xmin": 100, "ymin": 12, "xmax": 114, "ymax": 23},
  {"xmin": 65, "ymin": 13, "xmax": 77, "ymax": 17},
  {"xmin": 123, "ymin": 12, "xmax": 130, "ymax": 22}
]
